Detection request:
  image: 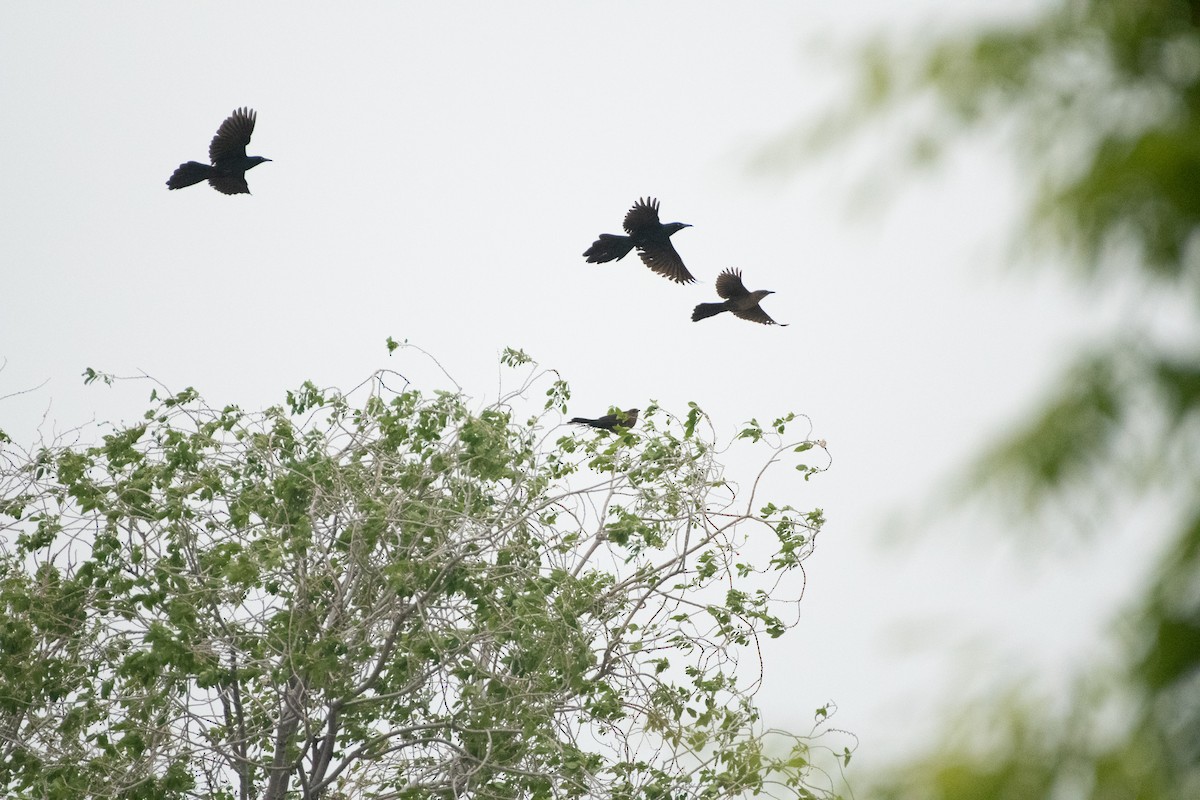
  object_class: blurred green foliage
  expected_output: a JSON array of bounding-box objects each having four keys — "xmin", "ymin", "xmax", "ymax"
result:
[{"xmin": 805, "ymin": 0, "xmax": 1200, "ymax": 797}]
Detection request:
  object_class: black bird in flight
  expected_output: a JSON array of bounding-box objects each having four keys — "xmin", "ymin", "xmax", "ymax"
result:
[
  {"xmin": 569, "ymin": 408, "xmax": 640, "ymax": 431},
  {"xmin": 583, "ymin": 198, "xmax": 695, "ymax": 284},
  {"xmin": 167, "ymin": 107, "xmax": 271, "ymax": 195},
  {"xmin": 692, "ymin": 269, "xmax": 787, "ymax": 326}
]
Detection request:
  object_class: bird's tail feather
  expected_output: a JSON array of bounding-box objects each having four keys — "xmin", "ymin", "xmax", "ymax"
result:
[
  {"xmin": 568, "ymin": 417, "xmax": 595, "ymax": 425},
  {"xmin": 691, "ymin": 303, "xmax": 727, "ymax": 322},
  {"xmin": 167, "ymin": 161, "xmax": 214, "ymax": 190},
  {"xmin": 583, "ymin": 234, "xmax": 635, "ymax": 263}
]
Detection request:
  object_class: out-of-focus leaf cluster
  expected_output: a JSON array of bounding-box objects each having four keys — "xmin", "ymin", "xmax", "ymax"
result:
[{"xmin": 790, "ymin": 1, "xmax": 1200, "ymax": 798}]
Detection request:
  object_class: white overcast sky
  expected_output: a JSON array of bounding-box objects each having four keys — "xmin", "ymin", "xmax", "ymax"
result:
[{"xmin": 0, "ymin": 0, "xmax": 1163, "ymax": 775}]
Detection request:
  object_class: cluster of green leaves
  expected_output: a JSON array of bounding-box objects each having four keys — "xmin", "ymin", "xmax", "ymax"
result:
[
  {"xmin": 0, "ymin": 355, "xmax": 836, "ymax": 800},
  {"xmin": 795, "ymin": 1, "xmax": 1200, "ymax": 798}
]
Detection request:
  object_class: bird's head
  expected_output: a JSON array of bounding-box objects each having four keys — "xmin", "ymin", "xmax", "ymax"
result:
[
  {"xmin": 247, "ymin": 156, "xmax": 272, "ymax": 168},
  {"xmin": 665, "ymin": 222, "xmax": 692, "ymax": 234}
]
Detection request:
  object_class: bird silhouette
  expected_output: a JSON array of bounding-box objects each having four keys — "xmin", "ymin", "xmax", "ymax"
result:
[
  {"xmin": 569, "ymin": 408, "xmax": 640, "ymax": 431},
  {"xmin": 167, "ymin": 108, "xmax": 271, "ymax": 195},
  {"xmin": 583, "ymin": 198, "xmax": 695, "ymax": 284},
  {"xmin": 692, "ymin": 269, "xmax": 787, "ymax": 326}
]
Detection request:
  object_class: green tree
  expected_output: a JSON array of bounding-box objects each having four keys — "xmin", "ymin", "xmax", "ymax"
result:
[
  {"xmin": 0, "ymin": 348, "xmax": 842, "ymax": 800},
  {"xmin": 785, "ymin": 1, "xmax": 1200, "ymax": 798}
]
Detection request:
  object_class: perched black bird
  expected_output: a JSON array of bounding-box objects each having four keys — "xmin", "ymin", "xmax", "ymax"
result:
[
  {"xmin": 167, "ymin": 108, "xmax": 270, "ymax": 195},
  {"xmin": 569, "ymin": 408, "xmax": 640, "ymax": 431},
  {"xmin": 692, "ymin": 269, "xmax": 787, "ymax": 326},
  {"xmin": 583, "ymin": 198, "xmax": 695, "ymax": 284}
]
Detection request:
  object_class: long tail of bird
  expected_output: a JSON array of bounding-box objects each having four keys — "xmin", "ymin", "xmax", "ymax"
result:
[
  {"xmin": 583, "ymin": 234, "xmax": 636, "ymax": 263},
  {"xmin": 167, "ymin": 161, "xmax": 215, "ymax": 190},
  {"xmin": 691, "ymin": 303, "xmax": 728, "ymax": 322}
]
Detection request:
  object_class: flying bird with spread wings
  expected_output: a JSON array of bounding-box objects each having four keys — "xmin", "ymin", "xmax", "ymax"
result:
[
  {"xmin": 583, "ymin": 198, "xmax": 695, "ymax": 284},
  {"xmin": 692, "ymin": 269, "xmax": 787, "ymax": 326},
  {"xmin": 167, "ymin": 107, "xmax": 271, "ymax": 195}
]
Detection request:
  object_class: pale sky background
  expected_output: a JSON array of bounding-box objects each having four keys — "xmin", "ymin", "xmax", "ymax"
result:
[{"xmin": 0, "ymin": 0, "xmax": 1167, "ymax": 781}]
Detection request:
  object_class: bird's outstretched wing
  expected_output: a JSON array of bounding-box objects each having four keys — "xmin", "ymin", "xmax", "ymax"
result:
[
  {"xmin": 637, "ymin": 242, "xmax": 695, "ymax": 284},
  {"xmin": 715, "ymin": 268, "xmax": 750, "ymax": 299},
  {"xmin": 731, "ymin": 306, "xmax": 785, "ymax": 326},
  {"xmin": 622, "ymin": 197, "xmax": 661, "ymax": 235},
  {"xmin": 209, "ymin": 107, "xmax": 256, "ymax": 164},
  {"xmin": 208, "ymin": 174, "xmax": 252, "ymax": 195}
]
